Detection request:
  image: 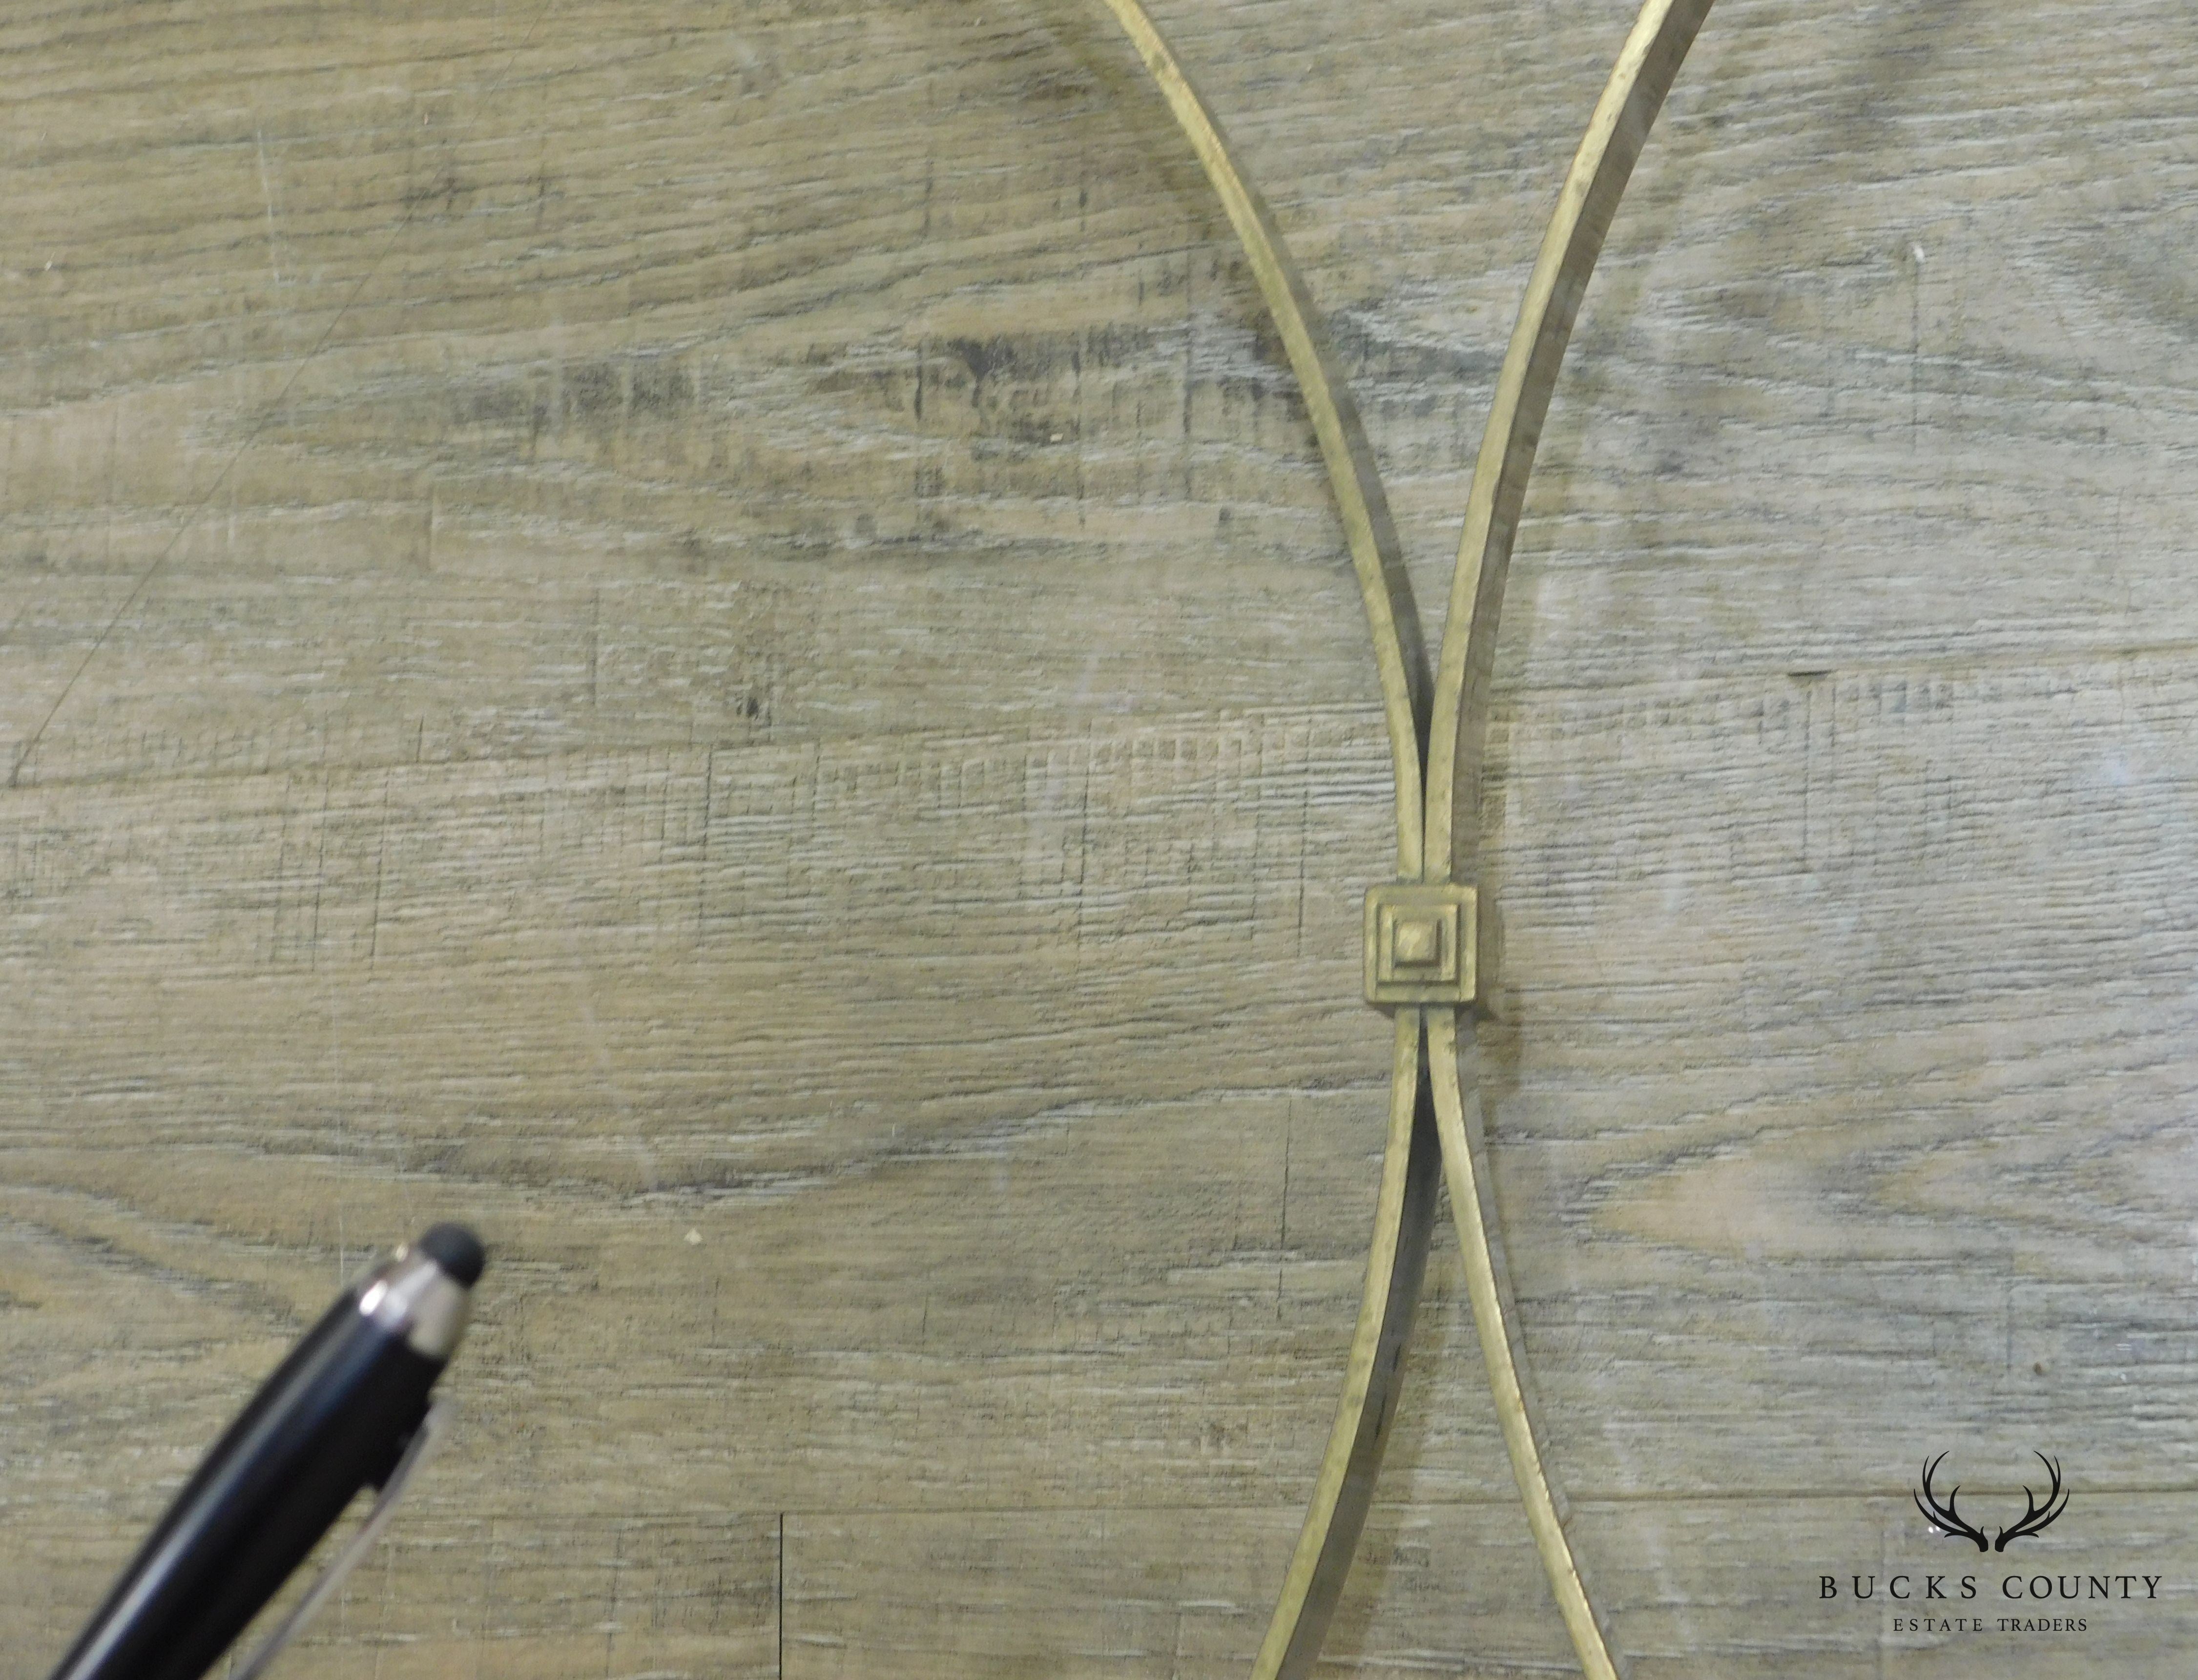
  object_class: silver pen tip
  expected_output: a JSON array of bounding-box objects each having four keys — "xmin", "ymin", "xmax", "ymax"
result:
[{"xmin": 357, "ymin": 1229, "xmax": 480, "ymax": 1361}]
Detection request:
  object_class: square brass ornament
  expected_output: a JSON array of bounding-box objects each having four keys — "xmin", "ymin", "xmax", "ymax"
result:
[{"xmin": 1363, "ymin": 883, "xmax": 1478, "ymax": 1007}]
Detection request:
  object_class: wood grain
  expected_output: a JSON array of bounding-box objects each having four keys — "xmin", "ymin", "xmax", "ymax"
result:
[{"xmin": 4, "ymin": 0, "xmax": 2198, "ymax": 1673}]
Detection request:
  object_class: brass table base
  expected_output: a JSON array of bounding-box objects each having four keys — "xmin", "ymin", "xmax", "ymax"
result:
[{"xmin": 1097, "ymin": 1, "xmax": 1717, "ymax": 1674}]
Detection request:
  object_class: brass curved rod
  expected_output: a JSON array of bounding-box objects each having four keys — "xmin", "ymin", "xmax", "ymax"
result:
[
  {"xmin": 1425, "ymin": 0, "xmax": 1715, "ymax": 882},
  {"xmin": 1417, "ymin": 2, "xmax": 1715, "ymax": 1677},
  {"xmin": 1088, "ymin": 9, "xmax": 1448, "ymax": 1674},
  {"xmin": 1095, "ymin": 0, "xmax": 1432, "ymax": 879},
  {"xmin": 1427, "ymin": 1008, "xmax": 1616, "ymax": 1678},
  {"xmin": 1251, "ymin": 1010, "xmax": 1441, "ymax": 1680}
]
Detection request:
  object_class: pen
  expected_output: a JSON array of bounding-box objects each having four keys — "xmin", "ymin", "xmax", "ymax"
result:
[{"xmin": 45, "ymin": 1224, "xmax": 486, "ymax": 1680}]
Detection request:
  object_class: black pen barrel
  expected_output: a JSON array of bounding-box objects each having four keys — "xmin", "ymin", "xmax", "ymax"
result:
[{"xmin": 45, "ymin": 1230, "xmax": 478, "ymax": 1680}]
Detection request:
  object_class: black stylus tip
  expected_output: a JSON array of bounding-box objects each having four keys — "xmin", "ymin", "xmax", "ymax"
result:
[{"xmin": 415, "ymin": 1223, "xmax": 486, "ymax": 1286}]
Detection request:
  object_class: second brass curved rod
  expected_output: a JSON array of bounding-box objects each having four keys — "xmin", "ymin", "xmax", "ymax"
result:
[
  {"xmin": 1419, "ymin": 3, "xmax": 1715, "ymax": 1678},
  {"xmin": 1426, "ymin": 0, "xmax": 1714, "ymax": 878},
  {"xmin": 1096, "ymin": 0, "xmax": 1432, "ymax": 880}
]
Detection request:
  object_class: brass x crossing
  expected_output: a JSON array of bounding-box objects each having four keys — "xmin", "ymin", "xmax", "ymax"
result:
[{"xmin": 1094, "ymin": 2, "xmax": 1717, "ymax": 1674}]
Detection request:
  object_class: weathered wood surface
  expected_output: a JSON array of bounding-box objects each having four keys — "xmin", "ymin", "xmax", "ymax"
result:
[{"xmin": 4, "ymin": 0, "xmax": 2197, "ymax": 1673}]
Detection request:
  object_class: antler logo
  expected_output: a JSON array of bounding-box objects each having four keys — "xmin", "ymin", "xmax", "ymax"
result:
[{"xmin": 1914, "ymin": 1452, "xmax": 2070, "ymax": 1552}]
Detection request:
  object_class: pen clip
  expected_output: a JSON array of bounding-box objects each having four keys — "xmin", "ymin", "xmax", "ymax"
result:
[{"xmin": 228, "ymin": 1398, "xmax": 457, "ymax": 1680}]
